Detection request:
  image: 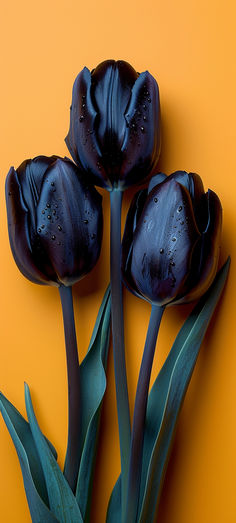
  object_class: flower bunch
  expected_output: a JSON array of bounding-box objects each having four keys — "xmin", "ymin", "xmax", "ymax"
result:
[{"xmin": 1, "ymin": 60, "xmax": 229, "ymax": 523}]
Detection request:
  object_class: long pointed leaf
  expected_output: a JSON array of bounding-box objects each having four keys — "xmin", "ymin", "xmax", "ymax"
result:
[
  {"xmin": 138, "ymin": 258, "xmax": 230, "ymax": 522},
  {"xmin": 76, "ymin": 286, "xmax": 111, "ymax": 521},
  {"xmin": 106, "ymin": 476, "xmax": 121, "ymax": 523},
  {"xmin": 0, "ymin": 393, "xmax": 59, "ymax": 523},
  {"xmin": 25, "ymin": 383, "xmax": 83, "ymax": 523}
]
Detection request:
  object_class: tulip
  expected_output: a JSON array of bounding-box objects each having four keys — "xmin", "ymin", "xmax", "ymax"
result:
[
  {"xmin": 65, "ymin": 59, "xmax": 161, "ymax": 191},
  {"xmin": 65, "ymin": 59, "xmax": 161, "ymax": 505},
  {"xmin": 5, "ymin": 155, "xmax": 103, "ymax": 493},
  {"xmin": 121, "ymin": 171, "xmax": 222, "ymax": 523},
  {"xmin": 122, "ymin": 170, "xmax": 222, "ymax": 306},
  {"xmin": 6, "ymin": 155, "xmax": 103, "ymax": 287}
]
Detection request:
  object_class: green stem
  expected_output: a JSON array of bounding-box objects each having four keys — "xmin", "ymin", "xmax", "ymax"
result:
[
  {"xmin": 124, "ymin": 304, "xmax": 164, "ymax": 523},
  {"xmin": 110, "ymin": 189, "xmax": 131, "ymax": 514},
  {"xmin": 59, "ymin": 285, "xmax": 81, "ymax": 493}
]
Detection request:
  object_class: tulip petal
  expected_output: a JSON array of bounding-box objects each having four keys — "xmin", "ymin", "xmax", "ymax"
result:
[
  {"xmin": 5, "ymin": 167, "xmax": 55, "ymax": 285},
  {"xmin": 176, "ymin": 190, "xmax": 222, "ymax": 303},
  {"xmin": 168, "ymin": 171, "xmax": 208, "ymax": 231},
  {"xmin": 17, "ymin": 156, "xmax": 59, "ymax": 227},
  {"xmin": 148, "ymin": 173, "xmax": 167, "ymax": 193},
  {"xmin": 122, "ymin": 189, "xmax": 147, "ymax": 299},
  {"xmin": 120, "ymin": 71, "xmax": 161, "ymax": 188},
  {"xmin": 65, "ymin": 67, "xmax": 111, "ymax": 189},
  {"xmin": 131, "ymin": 179, "xmax": 201, "ymax": 305},
  {"xmin": 36, "ymin": 159, "xmax": 103, "ymax": 286},
  {"xmin": 91, "ymin": 60, "xmax": 138, "ymax": 150}
]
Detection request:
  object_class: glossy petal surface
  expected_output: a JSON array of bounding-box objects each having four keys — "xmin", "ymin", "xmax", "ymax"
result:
[
  {"xmin": 36, "ymin": 159, "xmax": 103, "ymax": 286},
  {"xmin": 6, "ymin": 167, "xmax": 55, "ymax": 285},
  {"xmin": 120, "ymin": 71, "xmax": 161, "ymax": 188},
  {"xmin": 65, "ymin": 60, "xmax": 161, "ymax": 190},
  {"xmin": 177, "ymin": 189, "xmax": 222, "ymax": 303},
  {"xmin": 6, "ymin": 157, "xmax": 103, "ymax": 287}
]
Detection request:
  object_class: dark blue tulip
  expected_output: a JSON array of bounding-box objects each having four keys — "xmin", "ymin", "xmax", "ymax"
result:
[
  {"xmin": 65, "ymin": 59, "xmax": 161, "ymax": 190},
  {"xmin": 6, "ymin": 156, "xmax": 103, "ymax": 286},
  {"xmin": 122, "ymin": 171, "xmax": 222, "ymax": 306}
]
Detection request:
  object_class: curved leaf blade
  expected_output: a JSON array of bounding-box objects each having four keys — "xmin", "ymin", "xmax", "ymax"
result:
[
  {"xmin": 139, "ymin": 258, "xmax": 230, "ymax": 522},
  {"xmin": 106, "ymin": 476, "xmax": 121, "ymax": 523},
  {"xmin": 76, "ymin": 286, "xmax": 111, "ymax": 521},
  {"xmin": 0, "ymin": 393, "xmax": 59, "ymax": 523},
  {"xmin": 24, "ymin": 383, "xmax": 83, "ymax": 523}
]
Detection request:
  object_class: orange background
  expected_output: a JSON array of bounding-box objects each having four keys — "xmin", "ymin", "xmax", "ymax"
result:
[{"xmin": 0, "ymin": 1, "xmax": 235, "ymax": 521}]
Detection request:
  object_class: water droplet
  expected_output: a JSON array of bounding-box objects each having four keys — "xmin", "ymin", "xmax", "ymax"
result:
[
  {"xmin": 41, "ymin": 225, "xmax": 45, "ymax": 229},
  {"xmin": 140, "ymin": 126, "xmax": 145, "ymax": 133},
  {"xmin": 82, "ymin": 103, "xmax": 86, "ymax": 108},
  {"xmin": 177, "ymin": 206, "xmax": 183, "ymax": 212},
  {"xmin": 143, "ymin": 104, "xmax": 147, "ymax": 110},
  {"xmin": 132, "ymin": 123, "xmax": 136, "ymax": 129},
  {"xmin": 172, "ymin": 237, "xmax": 176, "ymax": 242},
  {"xmin": 180, "ymin": 221, "xmax": 184, "ymax": 225},
  {"xmin": 143, "ymin": 115, "xmax": 147, "ymax": 121},
  {"xmin": 51, "ymin": 182, "xmax": 54, "ymax": 186},
  {"xmin": 38, "ymin": 228, "xmax": 41, "ymax": 233},
  {"xmin": 42, "ymin": 210, "xmax": 45, "ymax": 214},
  {"xmin": 51, "ymin": 235, "xmax": 56, "ymax": 240},
  {"xmin": 160, "ymin": 248, "xmax": 164, "ymax": 254},
  {"xmin": 57, "ymin": 225, "xmax": 62, "ymax": 231},
  {"xmin": 55, "ymin": 204, "xmax": 58, "ymax": 208},
  {"xmin": 170, "ymin": 261, "xmax": 175, "ymax": 266},
  {"xmin": 52, "ymin": 210, "xmax": 56, "ymax": 215},
  {"xmin": 46, "ymin": 203, "xmax": 50, "ymax": 208},
  {"xmin": 47, "ymin": 215, "xmax": 51, "ymax": 220},
  {"xmin": 83, "ymin": 219, "xmax": 88, "ymax": 224},
  {"xmin": 82, "ymin": 95, "xmax": 86, "ymax": 100},
  {"xmin": 147, "ymin": 97, "xmax": 151, "ymax": 103},
  {"xmin": 154, "ymin": 197, "xmax": 158, "ymax": 203},
  {"xmin": 79, "ymin": 115, "xmax": 84, "ymax": 122}
]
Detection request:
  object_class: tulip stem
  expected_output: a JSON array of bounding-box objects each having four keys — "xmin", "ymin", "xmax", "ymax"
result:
[
  {"xmin": 59, "ymin": 285, "xmax": 81, "ymax": 494},
  {"xmin": 124, "ymin": 304, "xmax": 164, "ymax": 523},
  {"xmin": 110, "ymin": 189, "xmax": 131, "ymax": 514}
]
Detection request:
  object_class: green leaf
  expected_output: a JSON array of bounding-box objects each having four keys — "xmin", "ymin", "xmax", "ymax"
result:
[
  {"xmin": 0, "ymin": 393, "xmax": 59, "ymax": 523},
  {"xmin": 106, "ymin": 476, "xmax": 121, "ymax": 523},
  {"xmin": 24, "ymin": 383, "xmax": 83, "ymax": 523},
  {"xmin": 138, "ymin": 258, "xmax": 230, "ymax": 522},
  {"xmin": 76, "ymin": 286, "xmax": 111, "ymax": 521}
]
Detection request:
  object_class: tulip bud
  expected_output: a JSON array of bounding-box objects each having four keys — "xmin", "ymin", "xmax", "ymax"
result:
[
  {"xmin": 122, "ymin": 171, "xmax": 222, "ymax": 306},
  {"xmin": 6, "ymin": 156, "xmax": 103, "ymax": 286},
  {"xmin": 65, "ymin": 59, "xmax": 161, "ymax": 190}
]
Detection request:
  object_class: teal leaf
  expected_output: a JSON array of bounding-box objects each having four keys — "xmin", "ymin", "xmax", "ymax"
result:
[
  {"xmin": 138, "ymin": 258, "xmax": 230, "ymax": 522},
  {"xmin": 106, "ymin": 476, "xmax": 121, "ymax": 523},
  {"xmin": 0, "ymin": 393, "xmax": 59, "ymax": 523},
  {"xmin": 24, "ymin": 383, "xmax": 83, "ymax": 523},
  {"xmin": 76, "ymin": 286, "xmax": 111, "ymax": 521}
]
